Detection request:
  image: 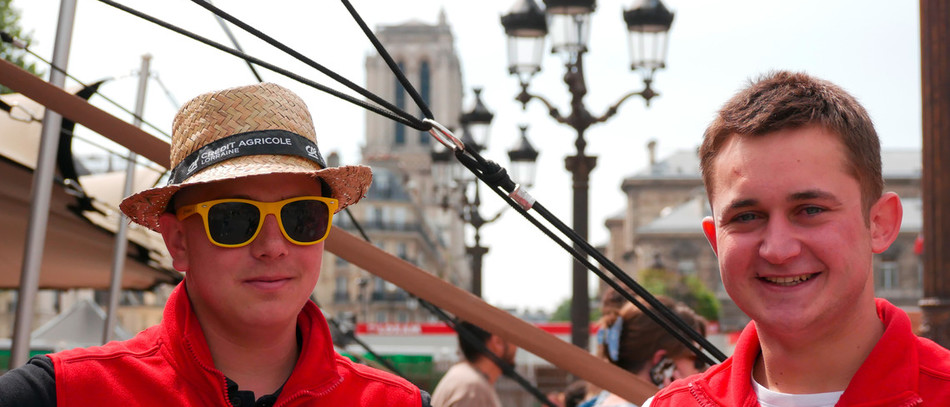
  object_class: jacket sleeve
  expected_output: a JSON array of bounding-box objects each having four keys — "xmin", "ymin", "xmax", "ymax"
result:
[
  {"xmin": 0, "ymin": 355, "xmax": 57, "ymax": 407},
  {"xmin": 421, "ymin": 388, "xmax": 432, "ymax": 407}
]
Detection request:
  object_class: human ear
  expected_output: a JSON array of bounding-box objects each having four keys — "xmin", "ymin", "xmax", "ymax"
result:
[
  {"xmin": 702, "ymin": 217, "xmax": 719, "ymax": 255},
  {"xmin": 487, "ymin": 335, "xmax": 505, "ymax": 356},
  {"xmin": 869, "ymin": 192, "xmax": 903, "ymax": 254},
  {"xmin": 158, "ymin": 212, "xmax": 190, "ymax": 272}
]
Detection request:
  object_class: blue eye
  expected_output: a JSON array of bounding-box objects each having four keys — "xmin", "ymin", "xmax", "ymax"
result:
[
  {"xmin": 733, "ymin": 213, "xmax": 758, "ymax": 223},
  {"xmin": 802, "ymin": 206, "xmax": 824, "ymax": 215}
]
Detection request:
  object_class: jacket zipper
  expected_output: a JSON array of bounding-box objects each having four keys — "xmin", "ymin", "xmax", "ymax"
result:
[{"xmin": 274, "ymin": 376, "xmax": 344, "ymax": 407}]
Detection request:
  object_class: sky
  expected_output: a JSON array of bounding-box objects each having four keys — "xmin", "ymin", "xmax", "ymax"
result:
[{"xmin": 13, "ymin": 0, "xmax": 922, "ymax": 313}]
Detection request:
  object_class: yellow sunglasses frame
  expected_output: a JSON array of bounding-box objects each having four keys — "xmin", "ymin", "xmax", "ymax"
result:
[{"xmin": 176, "ymin": 196, "xmax": 338, "ymax": 248}]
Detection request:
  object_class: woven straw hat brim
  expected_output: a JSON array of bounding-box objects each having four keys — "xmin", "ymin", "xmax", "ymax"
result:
[{"xmin": 119, "ymin": 155, "xmax": 371, "ymax": 232}]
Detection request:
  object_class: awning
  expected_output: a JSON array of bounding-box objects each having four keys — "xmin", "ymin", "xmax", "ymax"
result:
[{"xmin": 0, "ymin": 82, "xmax": 179, "ymax": 290}]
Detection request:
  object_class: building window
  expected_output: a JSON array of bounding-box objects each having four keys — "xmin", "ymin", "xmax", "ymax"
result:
[
  {"xmin": 419, "ymin": 60, "xmax": 431, "ymax": 145},
  {"xmin": 394, "ymin": 61, "xmax": 407, "ymax": 145},
  {"xmin": 677, "ymin": 260, "xmax": 696, "ymax": 275},
  {"xmin": 334, "ymin": 276, "xmax": 348, "ymax": 303},
  {"xmin": 397, "ymin": 311, "xmax": 409, "ymax": 323},
  {"xmin": 878, "ymin": 261, "xmax": 899, "ymax": 292},
  {"xmin": 397, "ymin": 242, "xmax": 408, "ymax": 260},
  {"xmin": 394, "ymin": 207, "xmax": 407, "ymax": 227},
  {"xmin": 375, "ymin": 171, "xmax": 391, "ymax": 198},
  {"xmin": 364, "ymin": 205, "xmax": 376, "ymax": 224},
  {"xmin": 376, "ymin": 311, "xmax": 387, "ymax": 323}
]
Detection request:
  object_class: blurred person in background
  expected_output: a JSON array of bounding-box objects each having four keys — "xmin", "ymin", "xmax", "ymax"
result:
[
  {"xmin": 431, "ymin": 321, "xmax": 517, "ymax": 407},
  {"xmin": 581, "ymin": 296, "xmax": 708, "ymax": 407}
]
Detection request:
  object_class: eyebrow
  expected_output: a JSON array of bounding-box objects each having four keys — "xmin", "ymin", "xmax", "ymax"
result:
[
  {"xmin": 724, "ymin": 189, "xmax": 842, "ymax": 212},
  {"xmin": 788, "ymin": 189, "xmax": 841, "ymax": 204}
]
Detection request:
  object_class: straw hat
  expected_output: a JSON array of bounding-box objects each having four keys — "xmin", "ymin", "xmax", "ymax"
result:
[{"xmin": 120, "ymin": 82, "xmax": 372, "ymax": 231}]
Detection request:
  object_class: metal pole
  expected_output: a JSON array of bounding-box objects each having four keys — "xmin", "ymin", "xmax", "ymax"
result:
[
  {"xmin": 467, "ymin": 239, "xmax": 488, "ymax": 298},
  {"xmin": 564, "ymin": 52, "xmax": 596, "ymax": 351},
  {"xmin": 103, "ymin": 54, "xmax": 150, "ymax": 344},
  {"xmin": 10, "ymin": 0, "xmax": 78, "ymax": 369},
  {"xmin": 566, "ymin": 150, "xmax": 596, "ymax": 350},
  {"xmin": 919, "ymin": 0, "xmax": 950, "ymax": 348}
]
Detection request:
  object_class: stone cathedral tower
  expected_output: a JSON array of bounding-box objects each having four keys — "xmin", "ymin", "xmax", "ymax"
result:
[{"xmin": 317, "ymin": 10, "xmax": 470, "ymax": 324}]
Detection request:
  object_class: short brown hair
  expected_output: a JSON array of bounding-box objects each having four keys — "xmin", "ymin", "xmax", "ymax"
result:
[
  {"xmin": 700, "ymin": 71, "xmax": 883, "ymax": 217},
  {"xmin": 596, "ymin": 296, "xmax": 706, "ymax": 373}
]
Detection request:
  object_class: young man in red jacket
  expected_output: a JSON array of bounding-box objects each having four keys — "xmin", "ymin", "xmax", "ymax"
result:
[
  {"xmin": 645, "ymin": 71, "xmax": 950, "ymax": 406},
  {"xmin": 0, "ymin": 83, "xmax": 430, "ymax": 406}
]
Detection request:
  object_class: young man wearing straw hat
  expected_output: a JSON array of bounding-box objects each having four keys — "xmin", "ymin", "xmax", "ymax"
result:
[
  {"xmin": 0, "ymin": 83, "xmax": 431, "ymax": 406},
  {"xmin": 644, "ymin": 72, "xmax": 950, "ymax": 406}
]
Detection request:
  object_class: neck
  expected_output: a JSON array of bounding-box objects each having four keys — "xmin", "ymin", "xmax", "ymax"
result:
[
  {"xmin": 753, "ymin": 299, "xmax": 883, "ymax": 394},
  {"xmin": 195, "ymin": 308, "xmax": 300, "ymax": 397},
  {"xmin": 470, "ymin": 357, "xmax": 503, "ymax": 384}
]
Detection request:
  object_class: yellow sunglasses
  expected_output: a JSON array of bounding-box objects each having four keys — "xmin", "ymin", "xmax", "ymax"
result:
[{"xmin": 176, "ymin": 196, "xmax": 338, "ymax": 248}]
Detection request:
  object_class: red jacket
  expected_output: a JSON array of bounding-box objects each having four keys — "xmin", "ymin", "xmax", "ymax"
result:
[
  {"xmin": 649, "ymin": 299, "xmax": 950, "ymax": 406},
  {"xmin": 49, "ymin": 283, "xmax": 422, "ymax": 406}
]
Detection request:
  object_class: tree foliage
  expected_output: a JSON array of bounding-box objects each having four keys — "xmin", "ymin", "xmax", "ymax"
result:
[
  {"xmin": 550, "ymin": 297, "xmax": 601, "ymax": 323},
  {"xmin": 1, "ymin": 0, "xmax": 43, "ymax": 94},
  {"xmin": 638, "ymin": 266, "xmax": 720, "ymax": 322}
]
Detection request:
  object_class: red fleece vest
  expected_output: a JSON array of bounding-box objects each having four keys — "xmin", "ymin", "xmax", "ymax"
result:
[
  {"xmin": 49, "ymin": 283, "xmax": 422, "ymax": 406},
  {"xmin": 648, "ymin": 299, "xmax": 950, "ymax": 406}
]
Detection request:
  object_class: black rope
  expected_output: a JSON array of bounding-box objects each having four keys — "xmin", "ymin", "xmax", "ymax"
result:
[
  {"xmin": 0, "ymin": 30, "xmax": 172, "ymax": 140},
  {"xmin": 188, "ymin": 0, "xmax": 427, "ymax": 130},
  {"xmin": 97, "ymin": 0, "xmax": 427, "ymax": 131},
  {"xmin": 339, "ymin": 0, "xmax": 434, "ymax": 120}
]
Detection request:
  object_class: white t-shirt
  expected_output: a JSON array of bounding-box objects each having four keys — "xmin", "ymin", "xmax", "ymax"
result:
[
  {"xmin": 640, "ymin": 377, "xmax": 843, "ymax": 407},
  {"xmin": 753, "ymin": 377, "xmax": 843, "ymax": 407}
]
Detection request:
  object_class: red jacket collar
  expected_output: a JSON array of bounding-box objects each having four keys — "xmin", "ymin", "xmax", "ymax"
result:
[
  {"xmin": 159, "ymin": 282, "xmax": 343, "ymax": 399},
  {"xmin": 694, "ymin": 299, "xmax": 922, "ymax": 406}
]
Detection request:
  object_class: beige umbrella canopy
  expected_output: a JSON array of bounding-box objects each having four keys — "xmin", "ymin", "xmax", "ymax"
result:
[{"xmin": 0, "ymin": 89, "xmax": 179, "ymax": 290}]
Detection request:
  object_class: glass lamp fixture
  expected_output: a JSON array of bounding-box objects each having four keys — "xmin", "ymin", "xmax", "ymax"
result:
[
  {"xmin": 544, "ymin": 0, "xmax": 595, "ymax": 56},
  {"xmin": 458, "ymin": 88, "xmax": 494, "ymax": 152},
  {"xmin": 501, "ymin": 0, "xmax": 548, "ymax": 85},
  {"xmin": 623, "ymin": 0, "xmax": 674, "ymax": 75},
  {"xmin": 507, "ymin": 125, "xmax": 540, "ymax": 188}
]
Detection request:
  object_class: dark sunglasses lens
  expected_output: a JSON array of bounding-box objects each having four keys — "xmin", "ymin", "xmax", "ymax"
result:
[
  {"xmin": 280, "ymin": 199, "xmax": 330, "ymax": 242},
  {"xmin": 207, "ymin": 202, "xmax": 260, "ymax": 245}
]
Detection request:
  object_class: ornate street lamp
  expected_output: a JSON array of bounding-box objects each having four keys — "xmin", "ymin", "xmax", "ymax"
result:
[{"xmin": 501, "ymin": 0, "xmax": 674, "ymax": 349}]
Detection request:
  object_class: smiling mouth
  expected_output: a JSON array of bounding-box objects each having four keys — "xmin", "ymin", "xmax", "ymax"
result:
[{"xmin": 759, "ymin": 272, "xmax": 820, "ymax": 287}]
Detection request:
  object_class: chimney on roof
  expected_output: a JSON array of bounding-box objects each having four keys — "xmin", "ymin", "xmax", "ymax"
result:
[{"xmin": 647, "ymin": 139, "xmax": 657, "ymax": 166}]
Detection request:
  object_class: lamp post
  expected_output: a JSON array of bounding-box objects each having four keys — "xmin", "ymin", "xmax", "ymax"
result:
[
  {"xmin": 433, "ymin": 89, "xmax": 539, "ymax": 297},
  {"xmin": 501, "ymin": 0, "xmax": 674, "ymax": 349}
]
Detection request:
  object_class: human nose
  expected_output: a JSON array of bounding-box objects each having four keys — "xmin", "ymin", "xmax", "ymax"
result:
[
  {"xmin": 758, "ymin": 218, "xmax": 801, "ymax": 264},
  {"xmin": 250, "ymin": 214, "xmax": 289, "ymax": 259}
]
